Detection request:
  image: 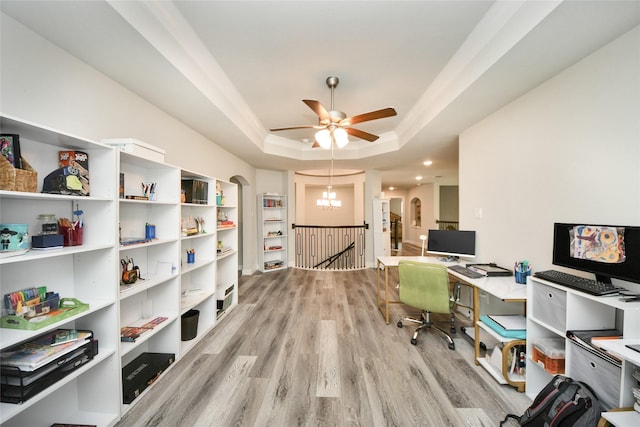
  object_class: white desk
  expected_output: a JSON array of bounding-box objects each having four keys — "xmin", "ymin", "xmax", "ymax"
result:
[{"xmin": 376, "ymin": 256, "xmax": 528, "ymax": 390}]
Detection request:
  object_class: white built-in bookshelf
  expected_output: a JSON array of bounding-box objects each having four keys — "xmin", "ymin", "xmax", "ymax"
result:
[{"xmin": 0, "ymin": 115, "xmax": 239, "ymax": 425}]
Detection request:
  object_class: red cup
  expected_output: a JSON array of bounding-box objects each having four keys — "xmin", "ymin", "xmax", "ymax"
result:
[{"xmin": 60, "ymin": 225, "xmax": 83, "ymax": 246}]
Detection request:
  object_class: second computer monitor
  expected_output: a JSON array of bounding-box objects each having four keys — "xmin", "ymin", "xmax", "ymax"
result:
[{"xmin": 427, "ymin": 229, "xmax": 476, "ymax": 260}]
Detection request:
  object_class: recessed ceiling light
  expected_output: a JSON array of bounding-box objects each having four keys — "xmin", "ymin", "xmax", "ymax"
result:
[
  {"xmin": 423, "ymin": 160, "xmax": 433, "ymax": 166},
  {"xmin": 388, "ymin": 186, "xmax": 395, "ymax": 191},
  {"xmin": 415, "ymin": 176, "xmax": 422, "ymax": 180}
]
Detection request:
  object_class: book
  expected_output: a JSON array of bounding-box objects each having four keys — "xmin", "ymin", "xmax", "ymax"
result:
[
  {"xmin": 566, "ymin": 329, "xmax": 622, "ymax": 365},
  {"xmin": 467, "ymin": 263, "xmax": 513, "ymax": 277},
  {"xmin": 120, "ymin": 326, "xmax": 149, "ymax": 342},
  {"xmin": 487, "ymin": 315, "xmax": 526, "ymax": 331},
  {"xmin": 51, "ymin": 329, "xmax": 79, "ymax": 346},
  {"xmin": 0, "ymin": 330, "xmax": 92, "ymax": 371},
  {"xmin": 480, "ymin": 315, "xmax": 526, "ymax": 339},
  {"xmin": 0, "ymin": 134, "xmax": 22, "ymax": 169},
  {"xmin": 119, "ymin": 237, "xmax": 150, "ymax": 246},
  {"xmin": 120, "ymin": 317, "xmax": 168, "ymax": 342},
  {"xmin": 140, "ymin": 316, "xmax": 168, "ymax": 329},
  {"xmin": 59, "ymin": 150, "xmax": 89, "ymax": 196},
  {"xmin": 590, "ymin": 334, "xmax": 623, "ymax": 353}
]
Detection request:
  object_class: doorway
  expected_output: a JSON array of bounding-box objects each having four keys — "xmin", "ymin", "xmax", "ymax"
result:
[
  {"xmin": 230, "ymin": 175, "xmax": 248, "ymax": 280},
  {"xmin": 389, "ymin": 197, "xmax": 403, "ymax": 254}
]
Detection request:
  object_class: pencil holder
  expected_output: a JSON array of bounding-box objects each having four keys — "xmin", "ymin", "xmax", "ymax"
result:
[
  {"xmin": 187, "ymin": 252, "xmax": 195, "ymax": 264},
  {"xmin": 60, "ymin": 224, "xmax": 83, "ymax": 246},
  {"xmin": 514, "ymin": 270, "xmax": 529, "ymax": 284},
  {"xmin": 145, "ymin": 224, "xmax": 156, "ymax": 240}
]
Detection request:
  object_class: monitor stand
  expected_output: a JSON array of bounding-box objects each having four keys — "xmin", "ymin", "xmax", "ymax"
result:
[
  {"xmin": 595, "ymin": 274, "xmax": 612, "ymax": 285},
  {"xmin": 439, "ymin": 256, "xmax": 459, "ymax": 263}
]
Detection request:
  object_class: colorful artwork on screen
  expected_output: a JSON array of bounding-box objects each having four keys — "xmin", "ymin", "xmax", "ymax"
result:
[{"xmin": 570, "ymin": 225, "xmax": 625, "ymax": 264}]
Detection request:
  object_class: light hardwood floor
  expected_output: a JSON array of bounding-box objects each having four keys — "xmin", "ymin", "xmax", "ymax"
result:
[{"xmin": 117, "ymin": 248, "xmax": 531, "ymax": 426}]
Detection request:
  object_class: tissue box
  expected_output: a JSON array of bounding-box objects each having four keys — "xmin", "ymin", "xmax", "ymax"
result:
[{"xmin": 31, "ymin": 234, "xmax": 64, "ymax": 249}]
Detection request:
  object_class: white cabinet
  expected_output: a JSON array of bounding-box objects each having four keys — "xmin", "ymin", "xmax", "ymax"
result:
[
  {"xmin": 215, "ymin": 179, "xmax": 238, "ymax": 317},
  {"xmin": 373, "ymin": 197, "xmax": 390, "ymax": 258},
  {"xmin": 257, "ymin": 194, "xmax": 287, "ymax": 272},
  {"xmin": 527, "ymin": 276, "xmax": 640, "ymax": 415},
  {"xmin": 117, "ymin": 151, "xmax": 180, "ymax": 414},
  {"xmin": 0, "ymin": 115, "xmax": 120, "ymax": 427}
]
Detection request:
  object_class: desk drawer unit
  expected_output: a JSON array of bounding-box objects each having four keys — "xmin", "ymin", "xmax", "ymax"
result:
[
  {"xmin": 567, "ymin": 341, "xmax": 620, "ymax": 410},
  {"xmin": 531, "ymin": 282, "xmax": 566, "ymax": 331}
]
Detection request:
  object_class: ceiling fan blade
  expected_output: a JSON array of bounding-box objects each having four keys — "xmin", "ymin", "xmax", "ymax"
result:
[
  {"xmin": 303, "ymin": 99, "xmax": 330, "ymax": 121},
  {"xmin": 342, "ymin": 107, "xmax": 397, "ymax": 126},
  {"xmin": 311, "ymin": 141, "xmax": 320, "ymax": 148},
  {"xmin": 270, "ymin": 125, "xmax": 318, "ymax": 131},
  {"xmin": 346, "ymin": 127, "xmax": 379, "ymax": 142}
]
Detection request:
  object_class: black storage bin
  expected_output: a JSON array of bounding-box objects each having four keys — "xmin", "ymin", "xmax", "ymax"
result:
[
  {"xmin": 122, "ymin": 352, "xmax": 175, "ymax": 404},
  {"xmin": 181, "ymin": 179, "xmax": 208, "ymax": 204},
  {"xmin": 181, "ymin": 309, "xmax": 199, "ymax": 341}
]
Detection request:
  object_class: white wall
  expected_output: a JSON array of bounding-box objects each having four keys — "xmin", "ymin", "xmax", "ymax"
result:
[
  {"xmin": 255, "ymin": 169, "xmax": 288, "ymax": 195},
  {"xmin": 404, "ymin": 183, "xmax": 437, "ymax": 246},
  {"xmin": 294, "ymin": 172, "xmax": 366, "ymax": 226},
  {"xmin": 459, "ymin": 26, "xmax": 640, "ymax": 289},
  {"xmin": 1, "ymin": 12, "xmax": 259, "ymax": 272}
]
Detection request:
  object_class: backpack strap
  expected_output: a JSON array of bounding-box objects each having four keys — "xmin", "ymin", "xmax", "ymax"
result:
[{"xmin": 500, "ymin": 413, "xmax": 522, "ymax": 426}]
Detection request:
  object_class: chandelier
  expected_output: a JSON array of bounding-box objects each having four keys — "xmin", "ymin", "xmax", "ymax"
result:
[{"xmin": 317, "ymin": 147, "xmax": 342, "ymax": 209}]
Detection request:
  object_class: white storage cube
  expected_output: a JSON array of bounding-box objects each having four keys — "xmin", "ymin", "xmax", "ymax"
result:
[
  {"xmin": 532, "ymin": 282, "xmax": 566, "ymax": 331},
  {"xmin": 568, "ymin": 341, "xmax": 621, "ymax": 410}
]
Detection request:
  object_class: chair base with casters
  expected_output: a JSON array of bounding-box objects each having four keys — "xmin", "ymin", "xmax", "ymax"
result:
[
  {"xmin": 396, "ymin": 260, "xmax": 461, "ymax": 350},
  {"xmin": 397, "ymin": 310, "xmax": 456, "ymax": 349}
]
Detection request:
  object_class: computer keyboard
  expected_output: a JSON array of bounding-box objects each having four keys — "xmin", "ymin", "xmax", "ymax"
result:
[
  {"xmin": 448, "ymin": 265, "xmax": 484, "ymax": 279},
  {"xmin": 534, "ymin": 270, "xmax": 621, "ymax": 296}
]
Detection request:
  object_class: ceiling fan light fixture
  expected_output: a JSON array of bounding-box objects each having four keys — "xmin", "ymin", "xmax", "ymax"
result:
[
  {"xmin": 272, "ymin": 76, "xmax": 396, "ymax": 148},
  {"xmin": 315, "ymin": 129, "xmax": 331, "ymax": 149},
  {"xmin": 333, "ymin": 128, "xmax": 349, "ymax": 148}
]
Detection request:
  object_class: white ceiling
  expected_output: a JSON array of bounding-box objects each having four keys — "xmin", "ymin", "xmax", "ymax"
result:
[{"xmin": 2, "ymin": 0, "xmax": 639, "ymax": 189}]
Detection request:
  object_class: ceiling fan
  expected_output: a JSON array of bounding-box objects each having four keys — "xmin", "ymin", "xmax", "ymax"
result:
[{"xmin": 270, "ymin": 76, "xmax": 397, "ymax": 149}]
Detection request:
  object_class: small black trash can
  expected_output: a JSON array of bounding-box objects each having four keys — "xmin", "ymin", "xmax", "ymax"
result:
[{"xmin": 181, "ymin": 309, "xmax": 199, "ymax": 341}]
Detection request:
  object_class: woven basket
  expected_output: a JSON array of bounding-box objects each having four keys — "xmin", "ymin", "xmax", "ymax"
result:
[{"xmin": 0, "ymin": 155, "xmax": 37, "ymax": 192}]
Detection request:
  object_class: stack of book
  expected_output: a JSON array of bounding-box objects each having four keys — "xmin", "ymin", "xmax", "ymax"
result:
[
  {"xmin": 1, "ymin": 329, "xmax": 97, "ymax": 403},
  {"xmin": 120, "ymin": 316, "xmax": 168, "ymax": 342}
]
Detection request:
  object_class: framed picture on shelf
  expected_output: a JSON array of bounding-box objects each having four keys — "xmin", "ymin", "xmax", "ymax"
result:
[{"xmin": 0, "ymin": 133, "xmax": 22, "ymax": 169}]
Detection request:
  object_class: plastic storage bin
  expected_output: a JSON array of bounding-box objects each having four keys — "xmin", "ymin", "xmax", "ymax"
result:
[
  {"xmin": 531, "ymin": 283, "xmax": 566, "ymax": 331},
  {"xmin": 532, "ymin": 338, "xmax": 565, "ymax": 374}
]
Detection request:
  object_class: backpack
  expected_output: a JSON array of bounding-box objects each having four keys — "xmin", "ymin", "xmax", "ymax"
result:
[{"xmin": 500, "ymin": 375, "xmax": 601, "ymax": 426}]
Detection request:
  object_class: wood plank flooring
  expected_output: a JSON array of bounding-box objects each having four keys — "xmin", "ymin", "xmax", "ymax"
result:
[{"xmin": 117, "ymin": 248, "xmax": 531, "ymax": 426}]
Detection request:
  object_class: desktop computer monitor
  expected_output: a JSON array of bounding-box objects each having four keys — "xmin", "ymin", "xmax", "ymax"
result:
[
  {"xmin": 552, "ymin": 223, "xmax": 640, "ymax": 285},
  {"xmin": 426, "ymin": 229, "xmax": 476, "ymax": 260}
]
